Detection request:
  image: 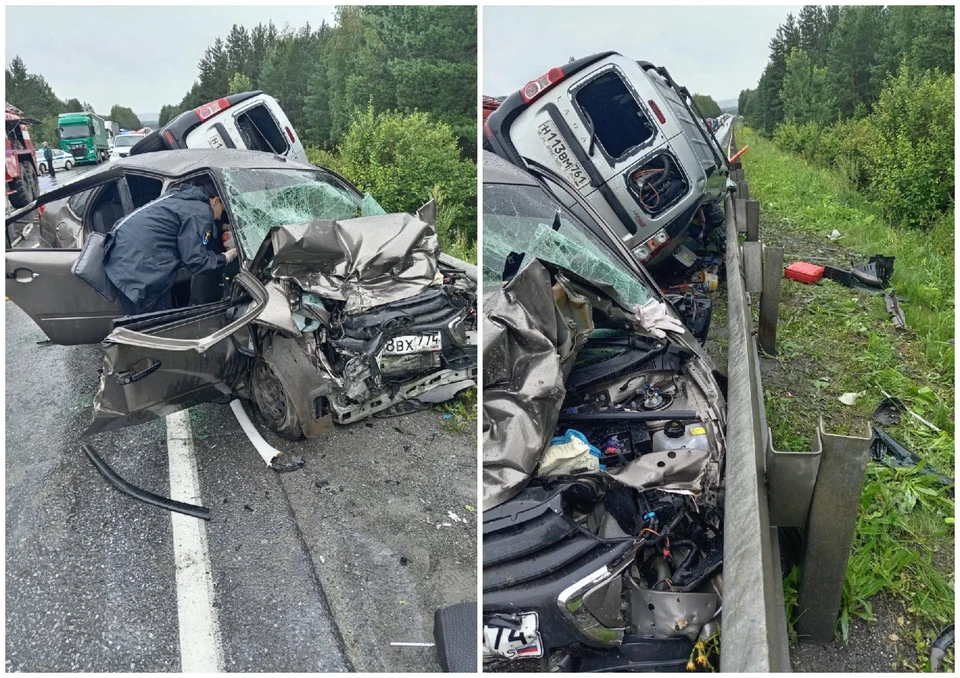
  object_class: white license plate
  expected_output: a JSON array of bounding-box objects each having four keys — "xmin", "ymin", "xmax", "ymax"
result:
[
  {"xmin": 537, "ymin": 120, "xmax": 591, "ymax": 190},
  {"xmin": 206, "ymin": 131, "xmax": 226, "ymax": 149},
  {"xmin": 383, "ymin": 332, "xmax": 442, "ymax": 355},
  {"xmin": 482, "ymin": 612, "xmax": 544, "ymax": 660}
]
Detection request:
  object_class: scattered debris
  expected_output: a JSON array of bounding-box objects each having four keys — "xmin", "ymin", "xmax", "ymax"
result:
[
  {"xmin": 930, "ymin": 624, "xmax": 955, "ymax": 672},
  {"xmin": 852, "ymin": 254, "xmax": 895, "ymax": 289},
  {"xmin": 785, "ymin": 261, "xmax": 825, "ymax": 284},
  {"xmin": 823, "ymin": 264, "xmax": 854, "ymax": 286},
  {"xmin": 839, "ymin": 391, "xmax": 865, "ymax": 406},
  {"xmin": 881, "ymin": 388, "xmax": 942, "ymax": 433},
  {"xmin": 827, "ymin": 229, "xmax": 843, "ymax": 241},
  {"xmin": 872, "ymin": 398, "xmax": 903, "ymax": 426},
  {"xmin": 230, "ymin": 399, "xmax": 304, "ymax": 472},
  {"xmin": 871, "ymin": 426, "xmax": 953, "ymax": 487},
  {"xmin": 884, "ymin": 290, "xmax": 906, "ymax": 328}
]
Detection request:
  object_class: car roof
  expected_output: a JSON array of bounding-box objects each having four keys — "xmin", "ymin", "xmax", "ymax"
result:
[
  {"xmin": 482, "ymin": 150, "xmax": 539, "ymax": 187},
  {"xmin": 102, "ymin": 148, "xmax": 317, "ymax": 178}
]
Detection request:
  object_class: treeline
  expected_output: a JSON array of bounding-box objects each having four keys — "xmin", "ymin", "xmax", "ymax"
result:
[
  {"xmin": 159, "ymin": 6, "xmax": 476, "ymax": 156},
  {"xmin": 692, "ymin": 94, "xmax": 721, "ymax": 118},
  {"xmin": 740, "ymin": 5, "xmax": 954, "ymax": 230},
  {"xmin": 5, "ymin": 57, "xmax": 142, "ymax": 146}
]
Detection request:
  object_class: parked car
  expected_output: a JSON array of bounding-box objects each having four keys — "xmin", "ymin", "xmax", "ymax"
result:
[
  {"xmin": 38, "ymin": 148, "xmax": 75, "ymax": 173},
  {"xmin": 481, "ymin": 151, "xmax": 726, "ymax": 671},
  {"xmin": 484, "ymin": 52, "xmax": 730, "ymax": 271},
  {"xmin": 6, "ymin": 149, "xmax": 477, "ymax": 445},
  {"xmin": 110, "ymin": 133, "xmax": 146, "ymax": 160},
  {"xmin": 129, "ymin": 91, "xmax": 307, "ymax": 162}
]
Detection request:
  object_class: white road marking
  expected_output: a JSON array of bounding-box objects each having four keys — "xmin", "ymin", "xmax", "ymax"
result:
[{"xmin": 166, "ymin": 410, "xmax": 224, "ymax": 672}]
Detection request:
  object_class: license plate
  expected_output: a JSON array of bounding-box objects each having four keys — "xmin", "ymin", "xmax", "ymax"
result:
[
  {"xmin": 482, "ymin": 612, "xmax": 544, "ymax": 660},
  {"xmin": 206, "ymin": 131, "xmax": 226, "ymax": 149},
  {"xmin": 537, "ymin": 120, "xmax": 590, "ymax": 190},
  {"xmin": 383, "ymin": 332, "xmax": 442, "ymax": 355}
]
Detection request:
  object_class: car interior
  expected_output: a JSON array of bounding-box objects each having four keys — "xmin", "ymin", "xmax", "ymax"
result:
[
  {"xmin": 84, "ymin": 172, "xmax": 237, "ymax": 310},
  {"xmin": 234, "ymin": 104, "xmax": 289, "ymax": 155}
]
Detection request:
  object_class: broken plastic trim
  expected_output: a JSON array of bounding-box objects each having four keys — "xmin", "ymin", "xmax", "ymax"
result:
[{"xmin": 81, "ymin": 443, "xmax": 210, "ymax": 520}]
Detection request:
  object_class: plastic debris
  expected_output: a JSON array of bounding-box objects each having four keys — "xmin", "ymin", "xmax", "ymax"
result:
[
  {"xmin": 839, "ymin": 391, "xmax": 865, "ymax": 406},
  {"xmin": 930, "ymin": 624, "xmax": 955, "ymax": 672},
  {"xmin": 851, "ymin": 255, "xmax": 895, "ymax": 289},
  {"xmin": 872, "ymin": 399, "xmax": 903, "ymax": 426},
  {"xmin": 785, "ymin": 261, "xmax": 825, "ymax": 284},
  {"xmin": 827, "ymin": 229, "xmax": 843, "ymax": 240},
  {"xmin": 871, "ymin": 426, "xmax": 953, "ymax": 488},
  {"xmin": 884, "ymin": 290, "xmax": 906, "ymax": 328}
]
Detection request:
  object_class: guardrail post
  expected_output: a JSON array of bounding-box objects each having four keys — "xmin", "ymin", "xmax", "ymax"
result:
[
  {"xmin": 758, "ymin": 245, "xmax": 783, "ymax": 356},
  {"xmin": 796, "ymin": 426, "xmax": 873, "ymax": 643},
  {"xmin": 746, "ymin": 200, "xmax": 760, "ymax": 242},
  {"xmin": 739, "ymin": 179, "xmax": 751, "ymax": 200},
  {"xmin": 735, "ymin": 198, "xmax": 747, "ymax": 235}
]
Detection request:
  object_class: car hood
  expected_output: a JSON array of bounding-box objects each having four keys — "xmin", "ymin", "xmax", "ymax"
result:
[
  {"xmin": 251, "ymin": 212, "xmax": 441, "ymax": 314},
  {"xmin": 482, "ymin": 257, "xmax": 721, "ymax": 510}
]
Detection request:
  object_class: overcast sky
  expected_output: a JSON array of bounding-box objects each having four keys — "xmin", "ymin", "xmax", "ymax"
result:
[
  {"xmin": 5, "ymin": 6, "xmax": 337, "ymax": 115},
  {"xmin": 483, "ymin": 5, "xmax": 802, "ymax": 102}
]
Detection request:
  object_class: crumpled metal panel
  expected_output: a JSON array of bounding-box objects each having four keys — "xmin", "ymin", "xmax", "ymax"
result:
[
  {"xmin": 268, "ymin": 213, "xmax": 440, "ymax": 314},
  {"xmin": 626, "ymin": 581, "xmax": 720, "ymax": 642},
  {"xmin": 482, "ymin": 260, "xmax": 583, "ymax": 510},
  {"xmin": 612, "ymin": 448, "xmax": 712, "ymax": 494}
]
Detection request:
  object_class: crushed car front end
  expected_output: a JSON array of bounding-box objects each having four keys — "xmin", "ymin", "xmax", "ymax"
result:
[{"xmin": 481, "ymin": 152, "xmax": 725, "ymax": 671}]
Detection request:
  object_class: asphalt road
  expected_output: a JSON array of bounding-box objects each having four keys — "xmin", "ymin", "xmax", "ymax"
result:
[{"xmin": 5, "ymin": 301, "xmax": 477, "ymax": 671}]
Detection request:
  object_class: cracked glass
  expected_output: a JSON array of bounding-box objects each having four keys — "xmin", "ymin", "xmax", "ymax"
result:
[
  {"xmin": 482, "ymin": 182, "xmax": 654, "ymax": 308},
  {"xmin": 221, "ymin": 168, "xmax": 385, "ymax": 256}
]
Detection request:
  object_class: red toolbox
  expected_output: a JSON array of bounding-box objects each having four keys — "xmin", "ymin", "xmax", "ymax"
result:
[{"xmin": 784, "ymin": 261, "xmax": 825, "ymax": 284}]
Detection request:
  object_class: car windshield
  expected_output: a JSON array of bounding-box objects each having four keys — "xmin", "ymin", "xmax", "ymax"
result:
[
  {"xmin": 60, "ymin": 124, "xmax": 92, "ymax": 140},
  {"xmin": 483, "ymin": 181, "xmax": 654, "ymax": 307},
  {"xmin": 221, "ymin": 168, "xmax": 387, "ymax": 255},
  {"xmin": 114, "ymin": 136, "xmax": 142, "ymax": 147}
]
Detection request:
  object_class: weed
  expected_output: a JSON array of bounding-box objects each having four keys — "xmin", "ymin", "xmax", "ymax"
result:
[{"xmin": 437, "ymin": 386, "xmax": 477, "ymax": 434}]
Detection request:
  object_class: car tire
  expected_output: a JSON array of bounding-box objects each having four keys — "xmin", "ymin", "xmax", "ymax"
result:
[
  {"xmin": 251, "ymin": 359, "xmax": 305, "ymax": 441},
  {"xmin": 64, "ymin": 160, "xmax": 73, "ymax": 171},
  {"xmin": 38, "ymin": 162, "xmax": 47, "ymax": 174},
  {"xmin": 129, "ymin": 130, "xmax": 167, "ymax": 156},
  {"xmin": 8, "ymin": 160, "xmax": 38, "ymax": 208}
]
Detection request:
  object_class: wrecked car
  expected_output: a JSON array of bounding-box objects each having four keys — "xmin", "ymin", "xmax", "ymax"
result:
[
  {"xmin": 483, "ymin": 52, "xmax": 730, "ymax": 273},
  {"xmin": 6, "ymin": 149, "xmax": 477, "ymax": 443},
  {"xmin": 481, "ymin": 151, "xmax": 726, "ymax": 671}
]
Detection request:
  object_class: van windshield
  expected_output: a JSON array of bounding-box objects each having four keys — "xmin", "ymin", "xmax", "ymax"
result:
[
  {"xmin": 221, "ymin": 168, "xmax": 386, "ymax": 255},
  {"xmin": 114, "ymin": 135, "xmax": 143, "ymax": 147},
  {"xmin": 483, "ymin": 181, "xmax": 653, "ymax": 307},
  {"xmin": 575, "ymin": 71, "xmax": 654, "ymax": 159}
]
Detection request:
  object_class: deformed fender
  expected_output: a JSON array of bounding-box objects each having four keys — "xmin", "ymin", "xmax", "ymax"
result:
[{"xmin": 260, "ymin": 332, "xmax": 336, "ymax": 439}]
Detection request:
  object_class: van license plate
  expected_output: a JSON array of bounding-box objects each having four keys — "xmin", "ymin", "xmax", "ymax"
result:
[
  {"xmin": 383, "ymin": 333, "xmax": 442, "ymax": 355},
  {"xmin": 537, "ymin": 121, "xmax": 591, "ymax": 190}
]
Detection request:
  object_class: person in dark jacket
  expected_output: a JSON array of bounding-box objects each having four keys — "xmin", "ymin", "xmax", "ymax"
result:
[
  {"xmin": 42, "ymin": 142, "xmax": 55, "ymax": 180},
  {"xmin": 103, "ymin": 178, "xmax": 237, "ymax": 315}
]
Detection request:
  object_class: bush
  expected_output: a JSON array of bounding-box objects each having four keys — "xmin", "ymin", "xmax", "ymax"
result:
[
  {"xmin": 336, "ymin": 106, "xmax": 476, "ymax": 245},
  {"xmin": 771, "ymin": 64, "xmax": 954, "ymax": 231}
]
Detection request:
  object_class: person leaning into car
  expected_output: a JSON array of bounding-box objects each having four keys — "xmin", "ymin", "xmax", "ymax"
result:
[{"xmin": 103, "ymin": 178, "xmax": 237, "ymax": 314}]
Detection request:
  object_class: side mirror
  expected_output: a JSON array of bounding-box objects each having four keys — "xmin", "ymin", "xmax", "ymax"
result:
[{"xmin": 416, "ymin": 199, "xmax": 437, "ymax": 227}]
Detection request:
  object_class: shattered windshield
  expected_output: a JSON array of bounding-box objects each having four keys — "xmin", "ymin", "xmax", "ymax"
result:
[
  {"xmin": 483, "ymin": 182, "xmax": 654, "ymax": 307},
  {"xmin": 221, "ymin": 168, "xmax": 386, "ymax": 255}
]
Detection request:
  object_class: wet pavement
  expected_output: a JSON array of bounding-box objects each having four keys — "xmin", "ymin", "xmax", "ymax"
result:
[{"xmin": 5, "ymin": 301, "xmax": 477, "ymax": 671}]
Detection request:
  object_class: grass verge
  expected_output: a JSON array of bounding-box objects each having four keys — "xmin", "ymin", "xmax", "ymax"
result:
[{"xmin": 739, "ymin": 126, "xmax": 954, "ymax": 668}]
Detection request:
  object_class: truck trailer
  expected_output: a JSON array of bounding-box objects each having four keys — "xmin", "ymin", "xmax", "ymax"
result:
[{"xmin": 58, "ymin": 111, "xmax": 110, "ymax": 165}]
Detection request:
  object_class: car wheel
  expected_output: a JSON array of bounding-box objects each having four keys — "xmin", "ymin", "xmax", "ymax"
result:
[
  {"xmin": 251, "ymin": 359, "xmax": 304, "ymax": 441},
  {"xmin": 64, "ymin": 160, "xmax": 73, "ymax": 171},
  {"xmin": 38, "ymin": 162, "xmax": 47, "ymax": 174}
]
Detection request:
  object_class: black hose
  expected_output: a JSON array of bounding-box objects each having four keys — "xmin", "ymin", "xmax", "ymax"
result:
[
  {"xmin": 81, "ymin": 443, "xmax": 211, "ymax": 520},
  {"xmin": 559, "ymin": 410, "xmax": 697, "ymax": 423}
]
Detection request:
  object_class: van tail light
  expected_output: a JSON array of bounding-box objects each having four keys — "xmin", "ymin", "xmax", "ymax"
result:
[
  {"xmin": 648, "ymin": 100, "xmax": 666, "ymax": 124},
  {"xmin": 37, "ymin": 205, "xmax": 45, "ymax": 219},
  {"xmin": 634, "ymin": 229, "xmax": 671, "ymax": 263},
  {"xmin": 285, "ymin": 126, "xmax": 296, "ymax": 143},
  {"xmin": 520, "ymin": 67, "xmax": 565, "ymax": 104},
  {"xmin": 194, "ymin": 98, "xmax": 231, "ymax": 121},
  {"xmin": 163, "ymin": 130, "xmax": 176, "ymax": 147}
]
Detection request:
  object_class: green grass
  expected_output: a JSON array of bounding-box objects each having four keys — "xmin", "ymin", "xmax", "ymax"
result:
[
  {"xmin": 740, "ymin": 126, "xmax": 954, "ymax": 373},
  {"xmin": 437, "ymin": 386, "xmax": 477, "ymax": 434},
  {"xmin": 740, "ymin": 126, "xmax": 955, "ymax": 663}
]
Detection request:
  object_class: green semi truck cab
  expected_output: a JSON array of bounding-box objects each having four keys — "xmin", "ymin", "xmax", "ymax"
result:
[{"xmin": 58, "ymin": 112, "xmax": 110, "ymax": 165}]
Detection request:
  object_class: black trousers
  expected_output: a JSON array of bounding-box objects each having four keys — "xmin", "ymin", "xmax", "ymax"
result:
[
  {"xmin": 118, "ymin": 289, "xmax": 173, "ymax": 316},
  {"xmin": 46, "ymin": 156, "xmax": 55, "ymax": 179}
]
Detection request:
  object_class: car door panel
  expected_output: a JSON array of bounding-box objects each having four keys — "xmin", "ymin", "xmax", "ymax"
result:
[
  {"xmin": 5, "ymin": 249, "xmax": 125, "ymax": 344},
  {"xmin": 86, "ymin": 270, "xmax": 267, "ymax": 436}
]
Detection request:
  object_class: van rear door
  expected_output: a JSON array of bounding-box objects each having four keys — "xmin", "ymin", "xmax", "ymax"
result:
[{"xmin": 187, "ymin": 94, "xmax": 307, "ymax": 163}]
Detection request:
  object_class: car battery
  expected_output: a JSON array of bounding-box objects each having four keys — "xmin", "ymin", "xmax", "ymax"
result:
[{"xmin": 785, "ymin": 261, "xmax": 825, "ymax": 284}]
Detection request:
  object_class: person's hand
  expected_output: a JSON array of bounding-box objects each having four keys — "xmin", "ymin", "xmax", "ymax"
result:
[{"xmin": 224, "ymin": 248, "xmax": 238, "ymax": 264}]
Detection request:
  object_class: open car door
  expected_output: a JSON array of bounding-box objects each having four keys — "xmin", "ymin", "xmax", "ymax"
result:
[
  {"xmin": 86, "ymin": 270, "xmax": 267, "ymax": 436},
  {"xmin": 6, "ymin": 166, "xmax": 128, "ymax": 345}
]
